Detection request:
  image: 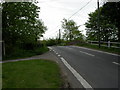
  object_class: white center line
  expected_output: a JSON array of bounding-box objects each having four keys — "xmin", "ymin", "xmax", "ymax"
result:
[
  {"xmin": 80, "ymin": 51, "xmax": 95, "ymax": 56},
  {"xmin": 112, "ymin": 62, "xmax": 120, "ymax": 65},
  {"xmin": 58, "ymin": 55, "xmax": 61, "ymax": 57},
  {"xmin": 60, "ymin": 57, "xmax": 93, "ymax": 89}
]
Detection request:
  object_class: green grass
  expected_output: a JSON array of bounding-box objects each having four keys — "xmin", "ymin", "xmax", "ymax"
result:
[
  {"xmin": 3, "ymin": 47, "xmax": 49, "ymax": 60},
  {"xmin": 2, "ymin": 59, "xmax": 63, "ymax": 88},
  {"xmin": 77, "ymin": 43, "xmax": 120, "ymax": 55}
]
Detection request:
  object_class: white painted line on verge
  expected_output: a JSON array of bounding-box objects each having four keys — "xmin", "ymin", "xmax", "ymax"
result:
[
  {"xmin": 60, "ymin": 57, "xmax": 93, "ymax": 89},
  {"xmin": 72, "ymin": 46, "xmax": 120, "ymax": 56},
  {"xmin": 112, "ymin": 62, "xmax": 120, "ymax": 66},
  {"xmin": 80, "ymin": 51, "xmax": 95, "ymax": 57}
]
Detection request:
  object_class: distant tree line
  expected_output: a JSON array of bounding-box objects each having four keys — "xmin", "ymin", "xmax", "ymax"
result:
[{"xmin": 85, "ymin": 2, "xmax": 120, "ymax": 42}]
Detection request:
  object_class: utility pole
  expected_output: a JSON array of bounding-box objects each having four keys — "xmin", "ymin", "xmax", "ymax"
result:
[
  {"xmin": 69, "ymin": 26, "xmax": 72, "ymax": 41},
  {"xmin": 59, "ymin": 29, "xmax": 61, "ymax": 43},
  {"xmin": 70, "ymin": 30, "xmax": 72, "ymax": 41},
  {"xmin": 59, "ymin": 29, "xmax": 61, "ymax": 40},
  {"xmin": 97, "ymin": 0, "xmax": 100, "ymax": 48},
  {"xmin": 0, "ymin": 41, "xmax": 5, "ymax": 56}
]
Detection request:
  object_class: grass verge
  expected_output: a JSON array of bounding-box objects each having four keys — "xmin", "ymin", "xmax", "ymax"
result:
[
  {"xmin": 77, "ymin": 43, "xmax": 120, "ymax": 55},
  {"xmin": 2, "ymin": 59, "xmax": 63, "ymax": 88}
]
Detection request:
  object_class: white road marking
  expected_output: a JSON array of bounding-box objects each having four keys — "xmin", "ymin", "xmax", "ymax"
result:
[
  {"xmin": 112, "ymin": 62, "xmax": 120, "ymax": 65},
  {"xmin": 51, "ymin": 49, "xmax": 61, "ymax": 57},
  {"xmin": 58, "ymin": 55, "xmax": 61, "ymax": 57},
  {"xmin": 80, "ymin": 51, "xmax": 95, "ymax": 56},
  {"xmin": 60, "ymin": 57, "xmax": 93, "ymax": 89},
  {"xmin": 72, "ymin": 46, "xmax": 120, "ymax": 56},
  {"xmin": 48, "ymin": 47, "xmax": 52, "ymax": 50}
]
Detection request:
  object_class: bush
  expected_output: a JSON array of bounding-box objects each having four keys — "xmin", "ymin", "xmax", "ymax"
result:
[
  {"xmin": 45, "ymin": 39, "xmax": 58, "ymax": 46},
  {"xmin": 3, "ymin": 46, "xmax": 49, "ymax": 60},
  {"xmin": 34, "ymin": 46, "xmax": 49, "ymax": 55}
]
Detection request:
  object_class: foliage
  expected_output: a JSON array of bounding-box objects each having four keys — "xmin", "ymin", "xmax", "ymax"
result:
[
  {"xmin": 85, "ymin": 2, "xmax": 119, "ymax": 42},
  {"xmin": 3, "ymin": 45, "xmax": 49, "ymax": 60},
  {"xmin": 101, "ymin": 2, "xmax": 120, "ymax": 42},
  {"xmin": 61, "ymin": 18, "xmax": 84, "ymax": 41},
  {"xmin": 45, "ymin": 38, "xmax": 59, "ymax": 46},
  {"xmin": 2, "ymin": 2, "xmax": 47, "ymax": 55}
]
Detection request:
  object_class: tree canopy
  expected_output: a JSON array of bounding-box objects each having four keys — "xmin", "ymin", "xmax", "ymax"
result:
[
  {"xmin": 61, "ymin": 18, "xmax": 83, "ymax": 41},
  {"xmin": 85, "ymin": 2, "xmax": 119, "ymax": 42},
  {"xmin": 2, "ymin": 2, "xmax": 47, "ymax": 50},
  {"xmin": 101, "ymin": 2, "xmax": 120, "ymax": 41}
]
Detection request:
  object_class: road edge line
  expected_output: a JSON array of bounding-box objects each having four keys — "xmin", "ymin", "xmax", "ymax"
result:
[{"xmin": 60, "ymin": 57, "xmax": 93, "ymax": 89}]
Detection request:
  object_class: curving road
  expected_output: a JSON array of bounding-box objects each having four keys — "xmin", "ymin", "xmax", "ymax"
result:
[{"xmin": 50, "ymin": 46, "xmax": 120, "ymax": 89}]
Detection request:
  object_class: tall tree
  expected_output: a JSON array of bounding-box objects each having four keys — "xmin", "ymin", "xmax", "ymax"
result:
[
  {"xmin": 2, "ymin": 2, "xmax": 47, "ymax": 49},
  {"xmin": 85, "ymin": 5, "xmax": 118, "ymax": 41},
  {"xmin": 101, "ymin": 2, "xmax": 120, "ymax": 42},
  {"xmin": 61, "ymin": 18, "xmax": 83, "ymax": 41}
]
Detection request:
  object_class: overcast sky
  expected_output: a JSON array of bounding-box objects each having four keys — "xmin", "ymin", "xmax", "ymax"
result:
[{"xmin": 37, "ymin": 0, "xmax": 104, "ymax": 39}]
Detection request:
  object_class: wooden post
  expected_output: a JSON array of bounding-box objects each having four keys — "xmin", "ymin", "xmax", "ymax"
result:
[
  {"xmin": 97, "ymin": 0, "xmax": 101, "ymax": 48},
  {"xmin": 108, "ymin": 41, "xmax": 110, "ymax": 48}
]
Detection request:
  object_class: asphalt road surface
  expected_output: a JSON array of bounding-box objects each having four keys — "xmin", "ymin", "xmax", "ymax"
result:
[{"xmin": 49, "ymin": 46, "xmax": 120, "ymax": 89}]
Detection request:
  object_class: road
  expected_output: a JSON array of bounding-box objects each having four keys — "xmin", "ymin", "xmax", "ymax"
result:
[{"xmin": 49, "ymin": 46, "xmax": 119, "ymax": 89}]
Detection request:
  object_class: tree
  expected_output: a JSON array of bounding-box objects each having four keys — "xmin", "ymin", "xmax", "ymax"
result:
[
  {"xmin": 2, "ymin": 2, "xmax": 47, "ymax": 51},
  {"xmin": 85, "ymin": 5, "xmax": 118, "ymax": 42},
  {"xmin": 101, "ymin": 2, "xmax": 120, "ymax": 42},
  {"xmin": 61, "ymin": 18, "xmax": 83, "ymax": 41}
]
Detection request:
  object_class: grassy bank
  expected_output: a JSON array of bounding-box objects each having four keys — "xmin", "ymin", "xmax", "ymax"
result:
[
  {"xmin": 77, "ymin": 43, "xmax": 120, "ymax": 55},
  {"xmin": 2, "ymin": 59, "xmax": 63, "ymax": 88},
  {"xmin": 3, "ymin": 46, "xmax": 49, "ymax": 60},
  {"xmin": 61, "ymin": 40, "xmax": 120, "ymax": 54}
]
